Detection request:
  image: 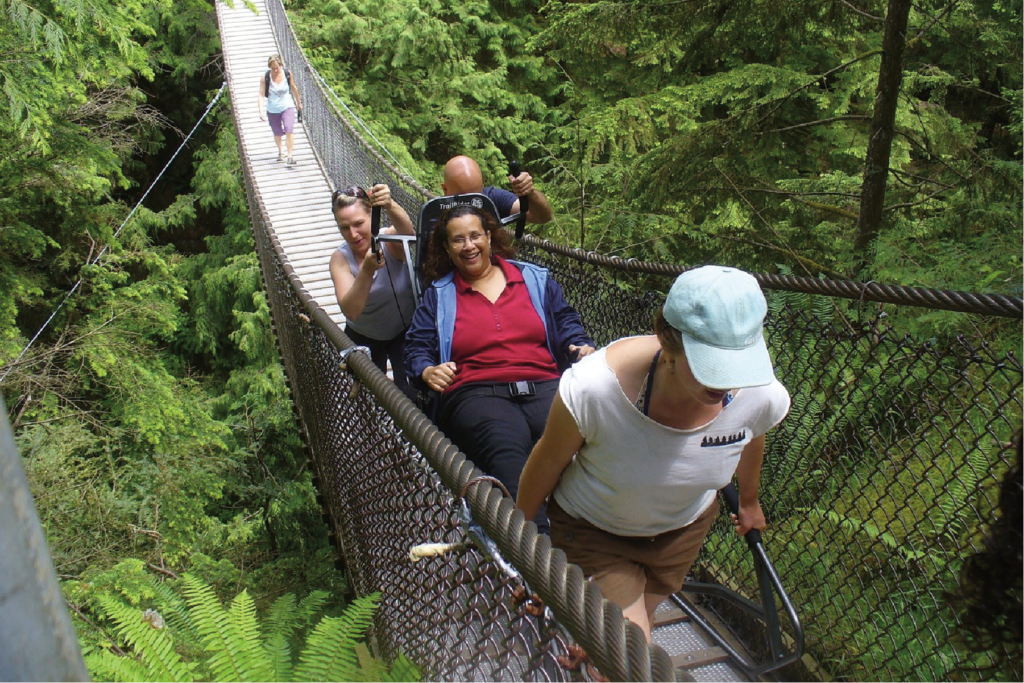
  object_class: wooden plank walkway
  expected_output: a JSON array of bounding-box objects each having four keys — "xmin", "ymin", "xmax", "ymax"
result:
[{"xmin": 215, "ymin": 0, "xmax": 344, "ymax": 326}]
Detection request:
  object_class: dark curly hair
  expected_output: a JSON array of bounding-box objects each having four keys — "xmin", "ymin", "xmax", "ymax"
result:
[
  {"xmin": 421, "ymin": 205, "xmax": 515, "ymax": 282},
  {"xmin": 948, "ymin": 430, "xmax": 1022, "ymax": 677}
]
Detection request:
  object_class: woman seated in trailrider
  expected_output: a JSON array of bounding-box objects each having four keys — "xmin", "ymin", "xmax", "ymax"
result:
[{"xmin": 404, "ymin": 204, "xmax": 595, "ymax": 534}]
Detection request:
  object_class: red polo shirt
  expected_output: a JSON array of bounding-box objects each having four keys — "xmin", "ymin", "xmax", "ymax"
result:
[{"xmin": 447, "ymin": 258, "xmax": 560, "ymax": 392}]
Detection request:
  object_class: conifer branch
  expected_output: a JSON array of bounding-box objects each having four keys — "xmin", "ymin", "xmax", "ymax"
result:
[
  {"xmin": 713, "ymin": 232, "xmax": 843, "ymax": 278},
  {"xmin": 66, "ymin": 600, "xmax": 128, "ymax": 656},
  {"xmin": 769, "ymin": 115, "xmax": 871, "ymax": 133},
  {"xmin": 890, "ymin": 169, "xmax": 955, "ymax": 190},
  {"xmin": 756, "ymin": 50, "xmax": 883, "ymax": 126},
  {"xmin": 148, "ymin": 563, "xmax": 179, "ymax": 579},
  {"xmin": 715, "ymin": 165, "xmax": 819, "ymax": 277},
  {"xmin": 906, "ymin": 1, "xmax": 960, "ymax": 50},
  {"xmin": 694, "ymin": 187, "xmax": 860, "ymax": 199},
  {"xmin": 801, "ymin": 199, "xmax": 859, "ymax": 220},
  {"xmin": 838, "ymin": 0, "xmax": 883, "ymax": 21}
]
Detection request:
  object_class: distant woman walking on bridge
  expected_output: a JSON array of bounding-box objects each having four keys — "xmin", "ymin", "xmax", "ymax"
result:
[
  {"xmin": 517, "ymin": 266, "xmax": 790, "ymax": 641},
  {"xmin": 330, "ymin": 185, "xmax": 417, "ymax": 399},
  {"xmin": 257, "ymin": 54, "xmax": 302, "ymax": 165}
]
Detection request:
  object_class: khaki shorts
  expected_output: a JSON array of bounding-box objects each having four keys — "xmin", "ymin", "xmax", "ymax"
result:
[{"xmin": 548, "ymin": 497, "xmax": 719, "ymax": 608}]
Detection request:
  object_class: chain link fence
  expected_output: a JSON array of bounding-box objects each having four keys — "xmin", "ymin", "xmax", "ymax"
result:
[
  {"xmin": 519, "ymin": 245, "xmax": 1022, "ymax": 681},
  {"xmin": 227, "ymin": 1, "xmax": 1024, "ymax": 680}
]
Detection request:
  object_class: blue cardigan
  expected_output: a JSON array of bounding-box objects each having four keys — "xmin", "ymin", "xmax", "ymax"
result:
[{"xmin": 404, "ymin": 259, "xmax": 594, "ymax": 392}]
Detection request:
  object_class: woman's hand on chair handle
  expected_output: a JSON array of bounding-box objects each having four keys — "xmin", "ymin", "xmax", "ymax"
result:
[{"xmin": 731, "ymin": 499, "xmax": 766, "ymax": 537}]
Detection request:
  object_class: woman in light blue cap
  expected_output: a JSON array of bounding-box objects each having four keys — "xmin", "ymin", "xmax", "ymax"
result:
[{"xmin": 517, "ymin": 265, "xmax": 790, "ymax": 641}]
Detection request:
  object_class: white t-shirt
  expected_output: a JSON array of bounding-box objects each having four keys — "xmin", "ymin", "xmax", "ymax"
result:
[{"xmin": 553, "ymin": 338, "xmax": 791, "ymax": 536}]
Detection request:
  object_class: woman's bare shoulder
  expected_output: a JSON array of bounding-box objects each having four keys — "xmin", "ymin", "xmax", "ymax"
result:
[
  {"xmin": 606, "ymin": 335, "xmax": 659, "ymax": 365},
  {"xmin": 605, "ymin": 336, "xmax": 659, "ymax": 396}
]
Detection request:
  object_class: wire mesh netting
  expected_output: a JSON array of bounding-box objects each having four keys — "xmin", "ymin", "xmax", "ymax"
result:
[
  {"xmin": 224, "ymin": 1, "xmax": 1024, "ymax": 680},
  {"xmin": 521, "ymin": 246, "xmax": 1022, "ymax": 681}
]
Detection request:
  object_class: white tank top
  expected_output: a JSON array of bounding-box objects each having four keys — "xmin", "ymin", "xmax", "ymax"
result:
[{"xmin": 266, "ymin": 74, "xmax": 295, "ymax": 114}]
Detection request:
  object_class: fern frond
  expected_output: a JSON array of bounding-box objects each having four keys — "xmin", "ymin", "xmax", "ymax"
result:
[
  {"xmin": 182, "ymin": 574, "xmax": 257, "ymax": 682},
  {"xmin": 229, "ymin": 590, "xmax": 274, "ymax": 681},
  {"xmin": 265, "ymin": 593, "xmax": 299, "ymax": 637},
  {"xmin": 86, "ymin": 650, "xmax": 152, "ymax": 682},
  {"xmin": 383, "ymin": 652, "xmax": 421, "ymax": 682},
  {"xmin": 263, "ymin": 593, "xmax": 298, "ymax": 681},
  {"xmin": 294, "ymin": 593, "xmax": 380, "ymax": 682},
  {"xmin": 938, "ymin": 435, "xmax": 990, "ymax": 542},
  {"xmin": 264, "ymin": 632, "xmax": 294, "ymax": 682},
  {"xmin": 151, "ymin": 578, "xmax": 199, "ymax": 641},
  {"xmin": 95, "ymin": 595, "xmax": 194, "ymax": 682},
  {"xmin": 295, "ymin": 589, "xmax": 330, "ymax": 627}
]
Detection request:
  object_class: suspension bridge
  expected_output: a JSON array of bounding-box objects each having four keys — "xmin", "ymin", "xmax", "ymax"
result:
[
  {"xmin": 210, "ymin": 0, "xmax": 1022, "ymax": 680},
  {"xmin": 6, "ymin": 0, "xmax": 1018, "ymax": 680}
]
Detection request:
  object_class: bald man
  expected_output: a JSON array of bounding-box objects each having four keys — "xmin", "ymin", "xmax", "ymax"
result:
[{"xmin": 442, "ymin": 155, "xmax": 554, "ymax": 225}]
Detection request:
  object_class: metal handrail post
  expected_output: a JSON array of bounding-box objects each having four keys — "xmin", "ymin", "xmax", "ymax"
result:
[{"xmin": 0, "ymin": 396, "xmax": 89, "ymax": 681}]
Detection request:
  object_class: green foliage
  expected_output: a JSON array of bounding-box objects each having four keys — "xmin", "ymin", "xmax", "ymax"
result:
[
  {"xmin": 287, "ymin": 0, "xmax": 1020, "ymax": 350},
  {"xmin": 4, "ymin": 0, "xmax": 327, "ymax": 611},
  {"xmin": 290, "ymin": 0, "xmax": 561, "ymax": 183},
  {"xmin": 1, "ymin": 1, "xmax": 1017, "ymax": 681},
  {"xmin": 529, "ymin": 0, "xmax": 1021, "ymax": 296},
  {"xmin": 88, "ymin": 594, "xmax": 197, "ymax": 682},
  {"xmin": 183, "ymin": 574, "xmax": 275, "ymax": 681},
  {"xmin": 78, "ymin": 571, "xmax": 417, "ymax": 683}
]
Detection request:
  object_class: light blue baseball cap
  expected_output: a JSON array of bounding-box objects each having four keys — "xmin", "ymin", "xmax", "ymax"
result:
[{"xmin": 663, "ymin": 266, "xmax": 775, "ymax": 390}]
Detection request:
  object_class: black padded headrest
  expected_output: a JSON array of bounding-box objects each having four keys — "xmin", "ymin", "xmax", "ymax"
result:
[{"xmin": 416, "ymin": 193, "xmax": 501, "ymax": 235}]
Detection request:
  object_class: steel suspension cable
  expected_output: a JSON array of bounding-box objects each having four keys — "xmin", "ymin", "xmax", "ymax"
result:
[
  {"xmin": 0, "ymin": 83, "xmax": 228, "ymax": 385},
  {"xmin": 306, "ymin": 64, "xmax": 418, "ymax": 182}
]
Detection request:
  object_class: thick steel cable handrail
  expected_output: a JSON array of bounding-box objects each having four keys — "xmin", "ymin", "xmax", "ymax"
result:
[
  {"xmin": 225, "ymin": 55, "xmax": 672, "ymax": 683},
  {"xmin": 267, "ymin": 0, "xmax": 1021, "ymax": 320},
  {"xmin": 518, "ymin": 235, "xmax": 1023, "ymax": 319},
  {"xmin": 256, "ymin": 3, "xmax": 675, "ymax": 677}
]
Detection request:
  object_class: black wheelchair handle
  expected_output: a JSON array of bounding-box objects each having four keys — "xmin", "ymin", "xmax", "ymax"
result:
[
  {"xmin": 720, "ymin": 481, "xmax": 763, "ymax": 548},
  {"xmin": 370, "ymin": 182, "xmax": 382, "ymax": 259},
  {"xmin": 508, "ymin": 161, "xmax": 528, "ymax": 240}
]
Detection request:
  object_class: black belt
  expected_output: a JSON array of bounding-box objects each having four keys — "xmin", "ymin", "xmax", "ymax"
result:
[{"xmin": 450, "ymin": 379, "xmax": 559, "ymax": 401}]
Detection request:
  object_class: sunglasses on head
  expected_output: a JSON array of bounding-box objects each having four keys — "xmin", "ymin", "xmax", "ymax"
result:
[
  {"xmin": 333, "ymin": 185, "xmax": 366, "ymax": 198},
  {"xmin": 332, "ymin": 186, "xmax": 368, "ymax": 208}
]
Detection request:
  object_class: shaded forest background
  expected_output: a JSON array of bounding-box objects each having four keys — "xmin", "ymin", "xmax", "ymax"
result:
[{"xmin": 0, "ymin": 0, "xmax": 1020, "ymax": 676}]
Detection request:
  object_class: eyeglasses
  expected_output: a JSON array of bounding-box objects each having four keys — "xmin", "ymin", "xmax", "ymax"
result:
[
  {"xmin": 449, "ymin": 231, "xmax": 487, "ymax": 248},
  {"xmin": 332, "ymin": 186, "xmax": 367, "ymax": 209}
]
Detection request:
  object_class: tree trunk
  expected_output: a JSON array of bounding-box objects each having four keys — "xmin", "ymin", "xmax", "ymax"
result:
[{"xmin": 854, "ymin": 0, "xmax": 913, "ymax": 264}]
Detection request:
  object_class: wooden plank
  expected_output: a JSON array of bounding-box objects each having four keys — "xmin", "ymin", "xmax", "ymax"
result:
[
  {"xmin": 272, "ymin": 217, "xmax": 333, "ymax": 233},
  {"xmin": 279, "ymin": 235, "xmax": 340, "ymax": 250},
  {"xmin": 652, "ymin": 606, "xmax": 690, "ymax": 627},
  {"xmin": 671, "ymin": 647, "xmax": 730, "ymax": 670},
  {"xmin": 292, "ymin": 265, "xmax": 334, "ymax": 281}
]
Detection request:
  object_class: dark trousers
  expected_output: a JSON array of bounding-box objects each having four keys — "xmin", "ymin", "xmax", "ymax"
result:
[
  {"xmin": 346, "ymin": 327, "xmax": 416, "ymax": 401},
  {"xmin": 438, "ymin": 379, "xmax": 559, "ymax": 534}
]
